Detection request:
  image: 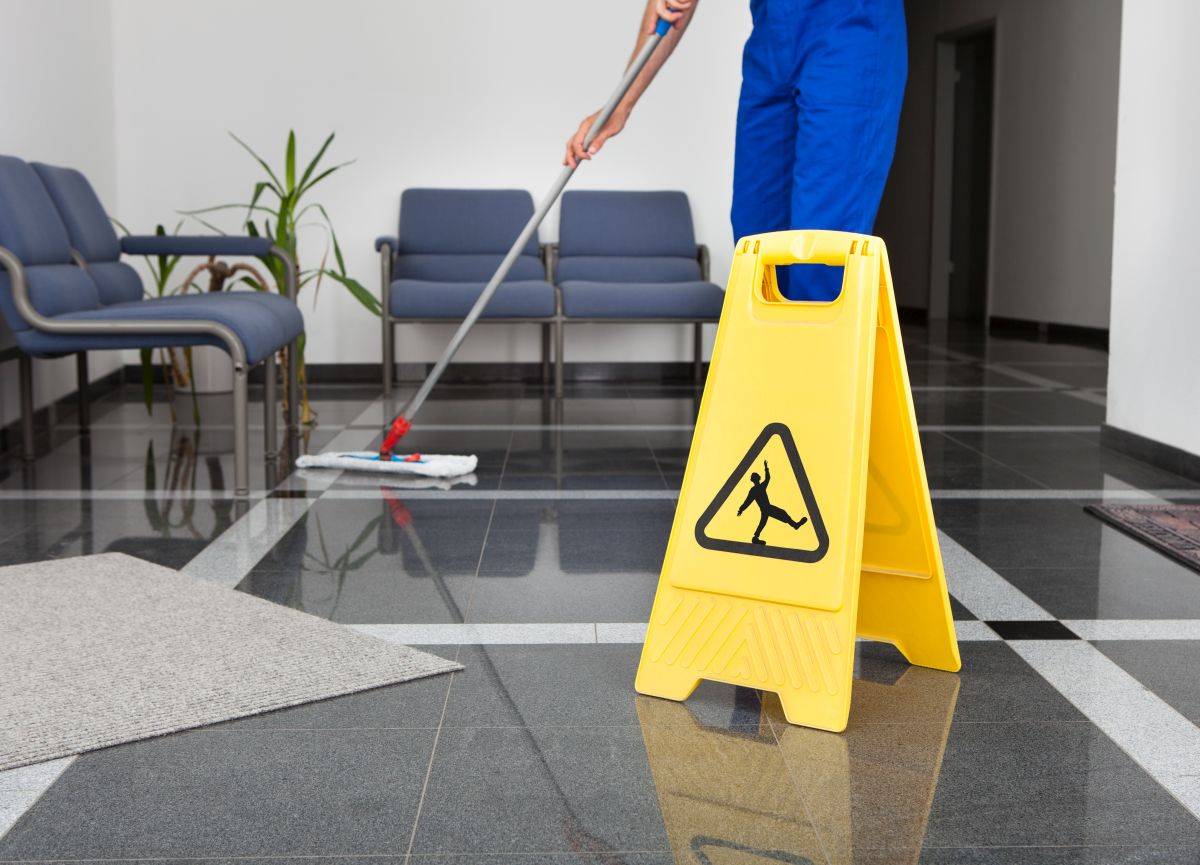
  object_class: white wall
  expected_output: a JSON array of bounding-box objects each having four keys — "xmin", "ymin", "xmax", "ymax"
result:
[
  {"xmin": 877, "ymin": 0, "xmax": 1122, "ymax": 327},
  {"xmin": 109, "ymin": 0, "xmax": 750, "ymax": 367},
  {"xmin": 0, "ymin": 0, "xmax": 119, "ymax": 426},
  {"xmin": 1106, "ymin": 0, "xmax": 1200, "ymax": 457}
]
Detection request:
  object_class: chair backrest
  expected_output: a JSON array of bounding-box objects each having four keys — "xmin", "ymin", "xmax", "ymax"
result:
[
  {"xmin": 0, "ymin": 155, "xmax": 101, "ymax": 332},
  {"xmin": 556, "ymin": 190, "xmax": 701, "ymax": 283},
  {"xmin": 32, "ymin": 162, "xmax": 143, "ymax": 305},
  {"xmin": 393, "ymin": 189, "xmax": 545, "ymax": 282}
]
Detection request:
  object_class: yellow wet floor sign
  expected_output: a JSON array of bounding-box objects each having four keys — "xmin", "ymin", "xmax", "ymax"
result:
[{"xmin": 636, "ymin": 230, "xmax": 961, "ymax": 732}]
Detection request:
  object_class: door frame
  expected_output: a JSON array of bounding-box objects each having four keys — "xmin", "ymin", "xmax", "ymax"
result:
[{"xmin": 928, "ymin": 18, "xmax": 1001, "ymax": 323}]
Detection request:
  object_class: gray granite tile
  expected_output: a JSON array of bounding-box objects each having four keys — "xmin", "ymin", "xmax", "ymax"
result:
[
  {"xmin": 442, "ymin": 644, "xmax": 761, "ymax": 729},
  {"xmin": 1089, "ymin": 640, "xmax": 1200, "ymax": 725},
  {"xmin": 921, "ymin": 722, "xmax": 1200, "ymax": 847},
  {"xmin": 916, "ymin": 848, "xmax": 1200, "ymax": 864},
  {"xmin": 410, "ymin": 726, "xmax": 671, "ymax": 855},
  {"xmin": 0, "ymin": 728, "xmax": 437, "ymax": 858}
]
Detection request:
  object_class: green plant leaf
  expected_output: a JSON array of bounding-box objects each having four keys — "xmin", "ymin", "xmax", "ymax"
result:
[
  {"xmin": 297, "ymin": 131, "xmax": 335, "ymax": 190},
  {"xmin": 285, "ymin": 129, "xmax": 297, "ymax": 192},
  {"xmin": 228, "ymin": 131, "xmax": 284, "ymax": 194},
  {"xmin": 181, "ymin": 202, "xmax": 281, "ymax": 218},
  {"xmin": 298, "ymin": 160, "xmax": 355, "ymax": 197},
  {"xmin": 182, "ymin": 212, "xmax": 227, "ymax": 236},
  {"xmin": 324, "ymin": 271, "xmax": 381, "ymax": 316}
]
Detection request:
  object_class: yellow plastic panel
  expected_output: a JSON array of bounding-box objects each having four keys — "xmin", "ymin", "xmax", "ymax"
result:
[{"xmin": 635, "ymin": 231, "xmax": 960, "ymax": 732}]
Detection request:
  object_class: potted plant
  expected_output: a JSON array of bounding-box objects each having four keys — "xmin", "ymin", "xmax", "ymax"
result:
[{"xmin": 184, "ymin": 131, "xmax": 379, "ymax": 425}]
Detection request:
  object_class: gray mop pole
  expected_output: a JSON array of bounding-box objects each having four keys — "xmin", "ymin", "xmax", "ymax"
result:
[{"xmin": 391, "ymin": 18, "xmax": 675, "ymax": 434}]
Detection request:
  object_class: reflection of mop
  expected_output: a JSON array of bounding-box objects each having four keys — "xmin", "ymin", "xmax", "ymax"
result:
[
  {"xmin": 298, "ymin": 17, "xmax": 678, "ymax": 480},
  {"xmin": 379, "ymin": 489, "xmax": 640, "ymax": 862}
]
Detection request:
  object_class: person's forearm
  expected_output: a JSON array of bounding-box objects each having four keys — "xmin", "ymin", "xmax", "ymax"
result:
[{"xmin": 614, "ymin": 0, "xmax": 697, "ymax": 119}]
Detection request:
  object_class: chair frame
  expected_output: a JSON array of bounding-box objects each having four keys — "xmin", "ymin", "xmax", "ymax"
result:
[
  {"xmin": 378, "ymin": 241, "xmax": 716, "ymax": 400},
  {"xmin": 549, "ymin": 242, "xmax": 715, "ymax": 395},
  {"xmin": 378, "ymin": 241, "xmax": 559, "ymax": 397},
  {"xmin": 0, "ymin": 243, "xmax": 300, "ymax": 497}
]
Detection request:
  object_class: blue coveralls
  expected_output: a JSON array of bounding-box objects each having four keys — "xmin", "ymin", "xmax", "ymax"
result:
[{"xmin": 731, "ymin": 0, "xmax": 907, "ymax": 300}]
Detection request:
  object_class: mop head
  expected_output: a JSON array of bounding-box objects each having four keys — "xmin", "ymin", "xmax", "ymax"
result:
[
  {"xmin": 295, "ymin": 451, "xmax": 477, "ymax": 479},
  {"xmin": 295, "ymin": 467, "xmax": 478, "ymax": 491}
]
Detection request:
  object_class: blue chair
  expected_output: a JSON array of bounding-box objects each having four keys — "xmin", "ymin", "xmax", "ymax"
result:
[
  {"xmin": 554, "ymin": 190, "xmax": 723, "ymax": 390},
  {"xmin": 375, "ymin": 189, "xmax": 557, "ymax": 394},
  {"xmin": 0, "ymin": 155, "xmax": 302, "ymax": 496}
]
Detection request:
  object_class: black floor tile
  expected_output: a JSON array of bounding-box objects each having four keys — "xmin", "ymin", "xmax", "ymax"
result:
[
  {"xmin": 972, "ymin": 390, "xmax": 1107, "ymax": 426},
  {"xmin": 946, "ymin": 431, "xmax": 1198, "ymax": 490},
  {"xmin": 986, "ymin": 620, "xmax": 1080, "ymax": 640},
  {"xmin": 919, "ymin": 431, "xmax": 1041, "ymax": 490},
  {"xmin": 995, "ymin": 362, "xmax": 1110, "ymax": 389}
]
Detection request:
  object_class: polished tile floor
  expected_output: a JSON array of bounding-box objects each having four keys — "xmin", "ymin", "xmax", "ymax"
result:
[{"xmin": 3, "ymin": 324, "xmax": 1200, "ymax": 864}]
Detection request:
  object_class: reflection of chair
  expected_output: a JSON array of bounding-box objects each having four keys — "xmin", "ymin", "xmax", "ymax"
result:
[
  {"xmin": 637, "ymin": 661, "xmax": 960, "ymax": 865},
  {"xmin": 0, "ymin": 155, "xmax": 301, "ymax": 495},
  {"xmin": 557, "ymin": 501, "xmax": 674, "ymax": 573}
]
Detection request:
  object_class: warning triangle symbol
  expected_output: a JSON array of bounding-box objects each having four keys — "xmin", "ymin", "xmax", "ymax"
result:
[{"xmin": 694, "ymin": 422, "xmax": 830, "ymax": 564}]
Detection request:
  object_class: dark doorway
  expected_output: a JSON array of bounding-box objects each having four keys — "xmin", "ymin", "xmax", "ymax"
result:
[{"xmin": 947, "ymin": 28, "xmax": 994, "ymax": 322}]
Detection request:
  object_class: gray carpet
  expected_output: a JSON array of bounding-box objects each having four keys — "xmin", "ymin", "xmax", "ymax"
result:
[{"xmin": 0, "ymin": 553, "xmax": 461, "ymax": 770}]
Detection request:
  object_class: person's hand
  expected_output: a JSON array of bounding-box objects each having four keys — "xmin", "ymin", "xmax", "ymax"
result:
[
  {"xmin": 563, "ymin": 108, "xmax": 629, "ymax": 168},
  {"xmin": 655, "ymin": 0, "xmax": 695, "ymax": 26}
]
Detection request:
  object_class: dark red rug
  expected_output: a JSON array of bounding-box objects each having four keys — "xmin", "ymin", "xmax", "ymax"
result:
[{"xmin": 1086, "ymin": 504, "xmax": 1200, "ymax": 573}]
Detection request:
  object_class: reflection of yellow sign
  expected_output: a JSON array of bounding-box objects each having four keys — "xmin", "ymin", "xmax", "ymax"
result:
[
  {"xmin": 637, "ymin": 231, "xmax": 960, "ymax": 732},
  {"xmin": 637, "ymin": 664, "xmax": 958, "ymax": 864}
]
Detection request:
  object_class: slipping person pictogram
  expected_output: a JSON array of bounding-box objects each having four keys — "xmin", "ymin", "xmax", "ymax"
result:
[{"xmin": 736, "ymin": 460, "xmax": 808, "ymax": 545}]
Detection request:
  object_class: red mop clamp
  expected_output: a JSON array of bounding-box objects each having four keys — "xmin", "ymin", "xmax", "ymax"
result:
[{"xmin": 379, "ymin": 415, "xmax": 411, "ymax": 459}]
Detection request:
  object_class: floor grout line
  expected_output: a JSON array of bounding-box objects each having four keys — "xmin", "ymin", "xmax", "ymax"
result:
[{"xmin": 354, "ymin": 618, "xmax": 1200, "ymax": 645}]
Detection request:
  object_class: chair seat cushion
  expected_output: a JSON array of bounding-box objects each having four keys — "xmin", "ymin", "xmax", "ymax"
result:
[
  {"xmin": 389, "ymin": 280, "xmax": 556, "ymax": 319},
  {"xmin": 560, "ymin": 280, "xmax": 724, "ymax": 320},
  {"xmin": 15, "ymin": 292, "xmax": 303, "ymax": 364}
]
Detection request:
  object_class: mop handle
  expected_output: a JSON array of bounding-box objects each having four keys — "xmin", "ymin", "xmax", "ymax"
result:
[{"xmin": 395, "ymin": 16, "xmax": 676, "ymax": 428}]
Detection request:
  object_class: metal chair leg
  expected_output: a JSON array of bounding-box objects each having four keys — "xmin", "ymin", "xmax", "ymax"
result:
[
  {"xmin": 541, "ymin": 322, "xmax": 551, "ymax": 385},
  {"xmin": 263, "ymin": 353, "xmax": 277, "ymax": 459},
  {"xmin": 286, "ymin": 338, "xmax": 299, "ymax": 433},
  {"xmin": 19, "ymin": 354, "xmax": 34, "ymax": 461},
  {"xmin": 232, "ymin": 360, "xmax": 249, "ymax": 496},
  {"xmin": 382, "ymin": 315, "xmax": 394, "ymax": 396},
  {"xmin": 554, "ymin": 319, "xmax": 564, "ymax": 399},
  {"xmin": 75, "ymin": 351, "xmax": 90, "ymax": 431},
  {"xmin": 693, "ymin": 322, "xmax": 704, "ymax": 386}
]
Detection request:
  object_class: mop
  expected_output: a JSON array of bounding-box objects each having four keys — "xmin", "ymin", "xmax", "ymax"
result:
[{"xmin": 298, "ymin": 16, "xmax": 678, "ymax": 479}]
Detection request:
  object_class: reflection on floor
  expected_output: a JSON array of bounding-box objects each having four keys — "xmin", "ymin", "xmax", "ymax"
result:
[{"xmin": 3, "ymin": 324, "xmax": 1200, "ymax": 863}]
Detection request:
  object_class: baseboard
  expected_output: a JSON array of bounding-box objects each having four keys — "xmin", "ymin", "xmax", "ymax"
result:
[
  {"xmin": 989, "ymin": 315, "xmax": 1109, "ymax": 350},
  {"xmin": 306, "ymin": 361, "xmax": 708, "ymax": 385},
  {"xmin": 0, "ymin": 367, "xmax": 124, "ymax": 456},
  {"xmin": 1102, "ymin": 423, "xmax": 1200, "ymax": 484}
]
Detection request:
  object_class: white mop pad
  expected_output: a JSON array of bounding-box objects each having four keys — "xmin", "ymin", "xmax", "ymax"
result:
[{"xmin": 295, "ymin": 452, "xmax": 477, "ymax": 479}]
